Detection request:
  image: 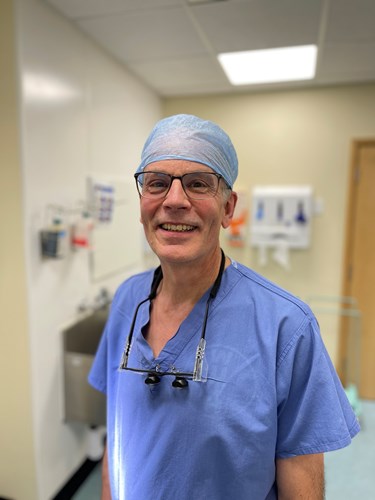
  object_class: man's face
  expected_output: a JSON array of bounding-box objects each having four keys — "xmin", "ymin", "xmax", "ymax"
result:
[{"xmin": 139, "ymin": 159, "xmax": 237, "ymax": 266}]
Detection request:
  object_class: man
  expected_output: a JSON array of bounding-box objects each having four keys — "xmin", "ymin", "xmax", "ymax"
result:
[{"xmin": 89, "ymin": 114, "xmax": 359, "ymax": 500}]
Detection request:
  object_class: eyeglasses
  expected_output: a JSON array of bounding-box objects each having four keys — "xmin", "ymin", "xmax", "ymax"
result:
[
  {"xmin": 119, "ymin": 250, "xmax": 226, "ymax": 388},
  {"xmin": 134, "ymin": 171, "xmax": 224, "ymax": 200}
]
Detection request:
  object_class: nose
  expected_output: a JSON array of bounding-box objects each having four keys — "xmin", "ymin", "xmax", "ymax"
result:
[{"xmin": 163, "ymin": 178, "xmax": 190, "ymax": 207}]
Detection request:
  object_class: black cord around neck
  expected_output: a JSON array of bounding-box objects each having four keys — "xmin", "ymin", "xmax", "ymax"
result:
[
  {"xmin": 148, "ymin": 249, "xmax": 226, "ymax": 301},
  {"xmin": 121, "ymin": 249, "xmax": 226, "ymax": 374}
]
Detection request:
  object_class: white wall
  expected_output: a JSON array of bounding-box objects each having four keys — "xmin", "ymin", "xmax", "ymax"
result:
[{"xmin": 15, "ymin": 0, "xmax": 161, "ymax": 498}]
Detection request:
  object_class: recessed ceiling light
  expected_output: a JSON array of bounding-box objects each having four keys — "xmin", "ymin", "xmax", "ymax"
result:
[{"xmin": 218, "ymin": 45, "xmax": 317, "ymax": 85}]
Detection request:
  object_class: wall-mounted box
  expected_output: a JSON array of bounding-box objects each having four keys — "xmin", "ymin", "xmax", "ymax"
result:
[{"xmin": 251, "ymin": 186, "xmax": 313, "ymax": 249}]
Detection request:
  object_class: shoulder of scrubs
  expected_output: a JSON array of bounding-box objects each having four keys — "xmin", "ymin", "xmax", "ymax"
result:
[{"xmin": 230, "ymin": 261, "xmax": 360, "ymax": 456}]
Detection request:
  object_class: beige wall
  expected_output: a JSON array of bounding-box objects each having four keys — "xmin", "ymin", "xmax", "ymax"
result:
[
  {"xmin": 163, "ymin": 85, "xmax": 375, "ymax": 359},
  {"xmin": 0, "ymin": 1, "xmax": 38, "ymax": 499}
]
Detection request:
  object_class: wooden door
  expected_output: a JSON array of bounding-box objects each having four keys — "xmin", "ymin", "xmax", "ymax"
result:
[{"xmin": 340, "ymin": 140, "xmax": 375, "ymax": 399}]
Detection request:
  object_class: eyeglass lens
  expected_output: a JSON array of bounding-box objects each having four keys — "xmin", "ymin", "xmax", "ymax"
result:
[{"xmin": 135, "ymin": 171, "xmax": 220, "ymax": 199}]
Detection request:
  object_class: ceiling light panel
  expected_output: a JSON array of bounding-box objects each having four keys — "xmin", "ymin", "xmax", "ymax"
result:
[{"xmin": 218, "ymin": 45, "xmax": 317, "ymax": 85}]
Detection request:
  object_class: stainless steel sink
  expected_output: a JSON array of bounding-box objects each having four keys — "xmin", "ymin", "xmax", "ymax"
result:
[{"xmin": 63, "ymin": 308, "xmax": 108, "ymax": 426}]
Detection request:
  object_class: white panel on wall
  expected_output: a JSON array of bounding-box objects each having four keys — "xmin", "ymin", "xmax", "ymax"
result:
[{"xmin": 88, "ymin": 175, "xmax": 143, "ymax": 281}]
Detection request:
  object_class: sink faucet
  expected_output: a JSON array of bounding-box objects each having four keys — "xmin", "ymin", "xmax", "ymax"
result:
[
  {"xmin": 77, "ymin": 288, "xmax": 112, "ymax": 314},
  {"xmin": 94, "ymin": 287, "xmax": 112, "ymax": 310}
]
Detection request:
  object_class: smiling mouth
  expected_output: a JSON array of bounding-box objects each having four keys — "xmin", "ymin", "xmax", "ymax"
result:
[{"xmin": 161, "ymin": 223, "xmax": 196, "ymax": 232}]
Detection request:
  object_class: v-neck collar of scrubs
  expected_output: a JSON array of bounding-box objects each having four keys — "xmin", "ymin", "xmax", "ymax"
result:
[
  {"xmin": 132, "ymin": 261, "xmax": 242, "ymax": 372},
  {"xmin": 134, "ymin": 287, "xmax": 210, "ymax": 371}
]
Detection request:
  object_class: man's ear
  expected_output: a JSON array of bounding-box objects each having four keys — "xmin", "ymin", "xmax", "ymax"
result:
[{"xmin": 221, "ymin": 191, "xmax": 238, "ymax": 229}]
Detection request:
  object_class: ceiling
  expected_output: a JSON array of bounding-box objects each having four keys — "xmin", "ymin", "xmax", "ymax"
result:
[{"xmin": 44, "ymin": 0, "xmax": 375, "ymax": 97}]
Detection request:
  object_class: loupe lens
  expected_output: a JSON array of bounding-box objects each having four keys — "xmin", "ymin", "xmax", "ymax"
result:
[{"xmin": 145, "ymin": 374, "xmax": 161, "ymax": 386}]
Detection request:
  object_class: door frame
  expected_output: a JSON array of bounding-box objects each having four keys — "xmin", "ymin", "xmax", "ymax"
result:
[{"xmin": 338, "ymin": 138, "xmax": 375, "ymax": 387}]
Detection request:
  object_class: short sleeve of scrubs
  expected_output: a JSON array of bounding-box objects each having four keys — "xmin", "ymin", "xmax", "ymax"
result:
[{"xmin": 276, "ymin": 316, "xmax": 360, "ymax": 457}]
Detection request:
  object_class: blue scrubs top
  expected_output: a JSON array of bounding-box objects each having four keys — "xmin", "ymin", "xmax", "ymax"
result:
[{"xmin": 89, "ymin": 261, "xmax": 359, "ymax": 500}]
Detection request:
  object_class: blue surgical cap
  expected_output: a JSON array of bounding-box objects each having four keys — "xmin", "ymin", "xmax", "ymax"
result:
[{"xmin": 136, "ymin": 114, "xmax": 238, "ymax": 188}]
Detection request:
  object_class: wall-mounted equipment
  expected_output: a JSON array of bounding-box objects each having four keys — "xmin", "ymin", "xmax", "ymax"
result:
[
  {"xmin": 71, "ymin": 211, "xmax": 94, "ymax": 249},
  {"xmin": 90, "ymin": 181, "xmax": 115, "ymax": 224},
  {"xmin": 40, "ymin": 204, "xmax": 94, "ymax": 259},
  {"xmin": 251, "ymin": 185, "xmax": 313, "ymax": 248},
  {"xmin": 40, "ymin": 206, "xmax": 69, "ymax": 259},
  {"xmin": 87, "ymin": 175, "xmax": 143, "ymax": 282},
  {"xmin": 250, "ymin": 186, "xmax": 313, "ymax": 269}
]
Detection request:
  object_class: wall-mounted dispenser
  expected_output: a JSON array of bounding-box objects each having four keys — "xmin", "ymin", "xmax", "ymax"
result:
[
  {"xmin": 250, "ymin": 186, "xmax": 313, "ymax": 269},
  {"xmin": 251, "ymin": 185, "xmax": 313, "ymax": 248},
  {"xmin": 40, "ymin": 207, "xmax": 69, "ymax": 259},
  {"xmin": 71, "ymin": 210, "xmax": 94, "ymax": 249}
]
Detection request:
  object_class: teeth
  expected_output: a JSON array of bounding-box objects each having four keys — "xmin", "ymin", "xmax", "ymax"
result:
[{"xmin": 162, "ymin": 224, "xmax": 195, "ymax": 232}]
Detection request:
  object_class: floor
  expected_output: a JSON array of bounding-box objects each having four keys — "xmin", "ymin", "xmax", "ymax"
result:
[
  {"xmin": 324, "ymin": 400, "xmax": 375, "ymax": 499},
  {"xmin": 71, "ymin": 464, "xmax": 101, "ymax": 500},
  {"xmin": 72, "ymin": 401, "xmax": 375, "ymax": 500}
]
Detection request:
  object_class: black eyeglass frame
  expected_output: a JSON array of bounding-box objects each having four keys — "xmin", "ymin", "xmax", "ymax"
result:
[
  {"xmin": 134, "ymin": 170, "xmax": 227, "ymax": 200},
  {"xmin": 119, "ymin": 249, "xmax": 226, "ymax": 388}
]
